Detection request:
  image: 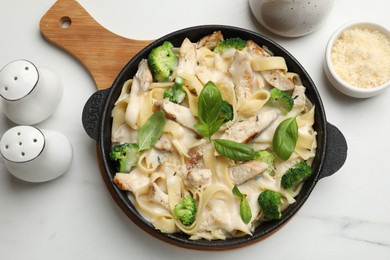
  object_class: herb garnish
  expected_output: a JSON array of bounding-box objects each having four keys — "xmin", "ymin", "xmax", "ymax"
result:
[
  {"xmin": 194, "ymin": 81, "xmax": 233, "ymax": 139},
  {"xmin": 213, "ymin": 139, "xmax": 256, "ymax": 161},
  {"xmin": 138, "ymin": 110, "xmax": 166, "ymax": 151},
  {"xmin": 272, "ymin": 117, "xmax": 298, "ymax": 160},
  {"xmin": 232, "ymin": 185, "xmax": 252, "ymax": 224},
  {"xmin": 194, "ymin": 81, "xmax": 225, "ymax": 138}
]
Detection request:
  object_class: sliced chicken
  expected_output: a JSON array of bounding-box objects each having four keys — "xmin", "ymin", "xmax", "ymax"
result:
[
  {"xmin": 154, "ymin": 134, "xmax": 175, "ymax": 152},
  {"xmin": 185, "ymin": 145, "xmax": 205, "ymax": 171},
  {"xmin": 246, "ymin": 40, "xmax": 271, "ymax": 58},
  {"xmin": 291, "ymin": 85, "xmax": 307, "ymax": 111},
  {"xmin": 124, "ymin": 59, "xmax": 153, "ymax": 129},
  {"xmin": 113, "ymin": 170, "xmax": 149, "ymax": 192},
  {"xmin": 147, "ymin": 182, "xmax": 169, "ymax": 209},
  {"xmin": 246, "ymin": 40, "xmax": 295, "ymax": 91},
  {"xmin": 156, "ymin": 99, "xmax": 198, "ymax": 131},
  {"xmin": 229, "ymin": 51, "xmax": 255, "ymax": 99},
  {"xmin": 186, "ymin": 168, "xmax": 212, "ymax": 188},
  {"xmin": 229, "ymin": 160, "xmax": 268, "ymax": 185},
  {"xmin": 199, "ymin": 198, "xmax": 234, "ymax": 238},
  {"xmin": 136, "ymin": 59, "xmax": 153, "ymax": 91},
  {"xmin": 220, "ymin": 109, "xmax": 279, "ymax": 143},
  {"xmin": 260, "ymin": 70, "xmax": 295, "ymax": 91},
  {"xmin": 176, "ymin": 38, "xmax": 197, "ymax": 75},
  {"xmin": 197, "ymin": 31, "xmax": 224, "ymax": 50},
  {"xmin": 196, "ymin": 47, "xmax": 216, "ymax": 68}
]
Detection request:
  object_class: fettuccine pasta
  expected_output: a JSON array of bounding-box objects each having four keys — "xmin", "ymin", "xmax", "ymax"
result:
[{"xmin": 110, "ymin": 32, "xmax": 317, "ymax": 240}]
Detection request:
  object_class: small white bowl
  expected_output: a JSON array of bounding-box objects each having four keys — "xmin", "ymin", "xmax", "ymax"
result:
[{"xmin": 324, "ymin": 21, "xmax": 390, "ymax": 98}]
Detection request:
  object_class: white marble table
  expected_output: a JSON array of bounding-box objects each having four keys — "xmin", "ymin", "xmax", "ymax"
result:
[{"xmin": 1, "ymin": 0, "xmax": 389, "ymax": 259}]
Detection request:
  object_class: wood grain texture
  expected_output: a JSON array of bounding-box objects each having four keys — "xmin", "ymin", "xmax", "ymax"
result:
[{"xmin": 40, "ymin": 0, "xmax": 153, "ymax": 90}]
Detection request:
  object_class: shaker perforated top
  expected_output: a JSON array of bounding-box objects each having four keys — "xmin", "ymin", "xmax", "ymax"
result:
[
  {"xmin": 0, "ymin": 60, "xmax": 39, "ymax": 101},
  {"xmin": 0, "ymin": 126, "xmax": 45, "ymax": 163}
]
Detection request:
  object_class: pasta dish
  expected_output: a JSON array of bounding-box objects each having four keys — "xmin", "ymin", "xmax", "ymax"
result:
[{"xmin": 109, "ymin": 31, "xmax": 317, "ymax": 240}]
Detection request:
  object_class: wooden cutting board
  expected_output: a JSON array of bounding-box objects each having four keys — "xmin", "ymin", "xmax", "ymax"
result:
[{"xmin": 40, "ymin": 0, "xmax": 153, "ymax": 90}]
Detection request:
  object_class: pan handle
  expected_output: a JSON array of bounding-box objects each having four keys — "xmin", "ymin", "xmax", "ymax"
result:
[
  {"xmin": 319, "ymin": 122, "xmax": 348, "ymax": 179},
  {"xmin": 82, "ymin": 89, "xmax": 111, "ymax": 141}
]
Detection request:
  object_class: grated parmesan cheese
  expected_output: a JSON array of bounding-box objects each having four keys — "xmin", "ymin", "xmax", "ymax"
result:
[{"xmin": 331, "ymin": 27, "xmax": 390, "ymax": 88}]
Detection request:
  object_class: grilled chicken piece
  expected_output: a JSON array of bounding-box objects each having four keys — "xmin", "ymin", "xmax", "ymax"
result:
[
  {"xmin": 261, "ymin": 70, "xmax": 295, "ymax": 91},
  {"xmin": 154, "ymin": 134, "xmax": 175, "ymax": 152},
  {"xmin": 197, "ymin": 31, "xmax": 224, "ymax": 50},
  {"xmin": 196, "ymin": 47, "xmax": 216, "ymax": 68},
  {"xmin": 229, "ymin": 51, "xmax": 255, "ymax": 99},
  {"xmin": 291, "ymin": 85, "xmax": 306, "ymax": 110},
  {"xmin": 186, "ymin": 168, "xmax": 212, "ymax": 188},
  {"xmin": 185, "ymin": 145, "xmax": 205, "ymax": 171},
  {"xmin": 200, "ymin": 199, "xmax": 233, "ymax": 237},
  {"xmin": 125, "ymin": 59, "xmax": 152, "ymax": 129},
  {"xmin": 147, "ymin": 182, "xmax": 169, "ymax": 209},
  {"xmin": 229, "ymin": 160, "xmax": 268, "ymax": 185},
  {"xmin": 176, "ymin": 38, "xmax": 197, "ymax": 75},
  {"xmin": 137, "ymin": 59, "xmax": 153, "ymax": 91},
  {"xmin": 113, "ymin": 170, "xmax": 149, "ymax": 192},
  {"xmin": 220, "ymin": 109, "xmax": 279, "ymax": 143},
  {"xmin": 246, "ymin": 40, "xmax": 271, "ymax": 58},
  {"xmin": 157, "ymin": 99, "xmax": 198, "ymax": 131},
  {"xmin": 246, "ymin": 40, "xmax": 295, "ymax": 91}
]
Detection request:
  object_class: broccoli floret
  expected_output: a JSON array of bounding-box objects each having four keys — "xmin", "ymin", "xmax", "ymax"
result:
[
  {"xmin": 214, "ymin": 37, "xmax": 247, "ymax": 53},
  {"xmin": 163, "ymin": 76, "xmax": 186, "ymax": 104},
  {"xmin": 172, "ymin": 195, "xmax": 197, "ymax": 226},
  {"xmin": 109, "ymin": 143, "xmax": 140, "ymax": 173},
  {"xmin": 220, "ymin": 100, "xmax": 234, "ymax": 122},
  {"xmin": 258, "ymin": 190, "xmax": 282, "ymax": 220},
  {"xmin": 267, "ymin": 88, "xmax": 294, "ymax": 114},
  {"xmin": 254, "ymin": 150, "xmax": 275, "ymax": 174},
  {"xmin": 281, "ymin": 161, "xmax": 312, "ymax": 191},
  {"xmin": 147, "ymin": 41, "xmax": 178, "ymax": 82}
]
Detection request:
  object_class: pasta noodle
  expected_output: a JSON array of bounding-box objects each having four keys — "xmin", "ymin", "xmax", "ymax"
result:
[
  {"xmin": 110, "ymin": 32, "xmax": 317, "ymax": 240},
  {"xmin": 251, "ymin": 56, "xmax": 288, "ymax": 73},
  {"xmin": 236, "ymin": 89, "xmax": 270, "ymax": 117}
]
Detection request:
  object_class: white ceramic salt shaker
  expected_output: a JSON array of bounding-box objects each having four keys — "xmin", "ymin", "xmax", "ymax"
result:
[
  {"xmin": 0, "ymin": 125, "xmax": 73, "ymax": 182},
  {"xmin": 0, "ymin": 60, "xmax": 63, "ymax": 125},
  {"xmin": 249, "ymin": 0, "xmax": 334, "ymax": 37}
]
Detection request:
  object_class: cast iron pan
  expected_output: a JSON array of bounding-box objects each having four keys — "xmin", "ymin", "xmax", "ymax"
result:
[{"xmin": 41, "ymin": 0, "xmax": 347, "ymax": 250}]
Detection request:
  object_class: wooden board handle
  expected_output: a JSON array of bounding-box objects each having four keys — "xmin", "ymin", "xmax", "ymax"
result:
[{"xmin": 40, "ymin": 0, "xmax": 153, "ymax": 90}]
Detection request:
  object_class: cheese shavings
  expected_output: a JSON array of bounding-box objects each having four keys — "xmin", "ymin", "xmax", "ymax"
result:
[{"xmin": 331, "ymin": 27, "xmax": 390, "ymax": 88}]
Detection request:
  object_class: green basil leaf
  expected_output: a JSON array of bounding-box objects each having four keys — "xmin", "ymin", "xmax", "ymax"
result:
[
  {"xmin": 197, "ymin": 81, "xmax": 222, "ymax": 124},
  {"xmin": 194, "ymin": 81, "xmax": 225, "ymax": 138},
  {"xmin": 220, "ymin": 101, "xmax": 234, "ymax": 122},
  {"xmin": 232, "ymin": 185, "xmax": 252, "ymax": 224},
  {"xmin": 138, "ymin": 110, "xmax": 166, "ymax": 151},
  {"xmin": 213, "ymin": 139, "xmax": 255, "ymax": 161},
  {"xmin": 272, "ymin": 117, "xmax": 298, "ymax": 161},
  {"xmin": 232, "ymin": 185, "xmax": 243, "ymax": 198},
  {"xmin": 240, "ymin": 196, "xmax": 252, "ymax": 224},
  {"xmin": 194, "ymin": 118, "xmax": 225, "ymax": 138}
]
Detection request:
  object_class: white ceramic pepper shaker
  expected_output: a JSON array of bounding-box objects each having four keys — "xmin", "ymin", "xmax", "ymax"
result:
[
  {"xmin": 0, "ymin": 125, "xmax": 73, "ymax": 182},
  {"xmin": 0, "ymin": 60, "xmax": 63, "ymax": 125}
]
